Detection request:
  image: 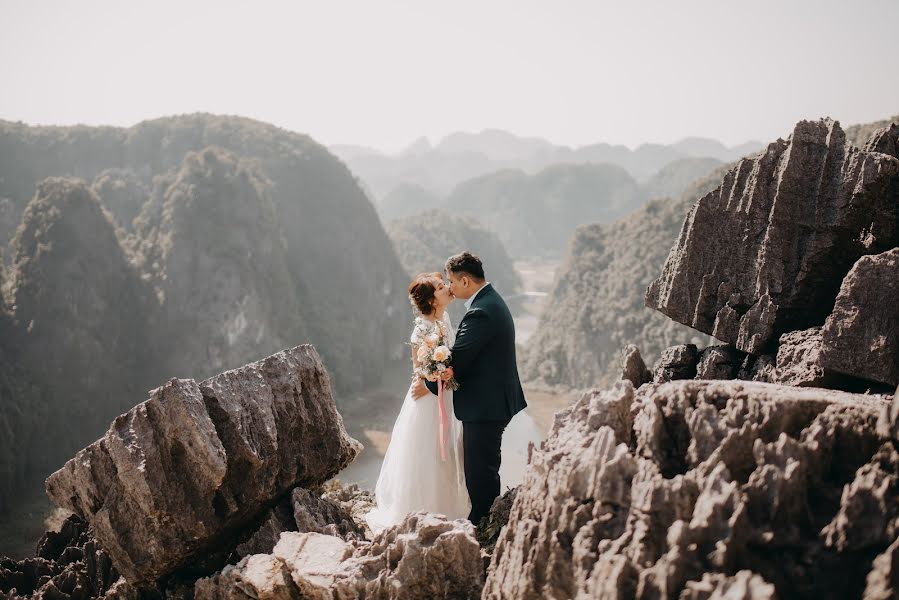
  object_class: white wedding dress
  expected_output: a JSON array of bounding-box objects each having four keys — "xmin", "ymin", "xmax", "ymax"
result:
[{"xmin": 365, "ymin": 312, "xmax": 543, "ymax": 533}]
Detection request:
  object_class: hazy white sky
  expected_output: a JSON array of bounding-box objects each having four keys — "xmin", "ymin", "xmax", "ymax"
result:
[{"xmin": 1, "ymin": 0, "xmax": 897, "ymax": 152}]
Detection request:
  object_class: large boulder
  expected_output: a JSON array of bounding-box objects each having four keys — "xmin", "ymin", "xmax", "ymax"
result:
[
  {"xmin": 194, "ymin": 513, "xmax": 483, "ymax": 600},
  {"xmin": 646, "ymin": 120, "xmax": 899, "ymax": 355},
  {"xmin": 44, "ymin": 345, "xmax": 361, "ymax": 584},
  {"xmin": 819, "ymin": 247, "xmax": 899, "ymax": 387},
  {"xmin": 484, "ymin": 379, "xmax": 895, "ymax": 599}
]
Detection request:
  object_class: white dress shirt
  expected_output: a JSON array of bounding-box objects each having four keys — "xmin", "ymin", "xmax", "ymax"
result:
[{"xmin": 464, "ymin": 282, "xmax": 490, "ymax": 310}]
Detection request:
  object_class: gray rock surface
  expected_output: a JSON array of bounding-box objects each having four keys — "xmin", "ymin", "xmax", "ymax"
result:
[
  {"xmin": 622, "ymin": 344, "xmax": 653, "ymax": 388},
  {"xmin": 865, "ymin": 536, "xmax": 899, "ymax": 600},
  {"xmin": 680, "ymin": 571, "xmax": 776, "ymax": 600},
  {"xmin": 484, "ymin": 379, "xmax": 894, "ymax": 599},
  {"xmin": 195, "ymin": 513, "xmax": 483, "ymax": 600},
  {"xmin": 646, "ymin": 120, "xmax": 899, "ymax": 355},
  {"xmin": 772, "ymin": 327, "xmax": 829, "ymax": 387},
  {"xmin": 44, "ymin": 345, "xmax": 361, "ymax": 584},
  {"xmin": 290, "ymin": 487, "xmax": 365, "ymax": 542},
  {"xmin": 653, "ymin": 344, "xmax": 700, "ymax": 382},
  {"xmin": 820, "ymin": 248, "xmax": 899, "ymax": 387},
  {"xmin": 695, "ymin": 345, "xmax": 744, "ymax": 381}
]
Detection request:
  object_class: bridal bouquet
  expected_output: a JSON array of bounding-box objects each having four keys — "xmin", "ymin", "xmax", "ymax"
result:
[
  {"xmin": 414, "ymin": 319, "xmax": 460, "ymax": 391},
  {"xmin": 411, "ymin": 317, "xmax": 458, "ymax": 462}
]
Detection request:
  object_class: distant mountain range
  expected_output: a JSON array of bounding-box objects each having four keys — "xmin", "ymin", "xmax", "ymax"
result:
[
  {"xmin": 374, "ymin": 156, "xmax": 726, "ymax": 258},
  {"xmin": 330, "ymin": 129, "xmax": 764, "ymax": 199}
]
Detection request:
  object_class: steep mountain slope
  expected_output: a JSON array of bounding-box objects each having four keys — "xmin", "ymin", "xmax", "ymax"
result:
[
  {"xmin": 8, "ymin": 178, "xmax": 158, "ymax": 484},
  {"xmin": 0, "ymin": 115, "xmax": 412, "ymax": 519},
  {"xmin": 520, "ymin": 168, "xmax": 729, "ymax": 389}
]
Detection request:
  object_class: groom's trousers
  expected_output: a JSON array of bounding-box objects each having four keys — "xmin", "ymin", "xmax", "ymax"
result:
[{"xmin": 462, "ymin": 419, "xmax": 510, "ymax": 525}]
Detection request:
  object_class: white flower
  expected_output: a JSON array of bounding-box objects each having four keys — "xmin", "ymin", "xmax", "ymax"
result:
[
  {"xmin": 416, "ymin": 345, "xmax": 430, "ymax": 362},
  {"xmin": 437, "ymin": 363, "xmax": 447, "ymax": 372},
  {"xmin": 425, "ymin": 333, "xmax": 439, "ymax": 348},
  {"xmin": 433, "ymin": 346, "xmax": 450, "ymax": 362}
]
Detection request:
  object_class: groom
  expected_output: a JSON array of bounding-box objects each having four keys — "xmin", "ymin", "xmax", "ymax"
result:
[{"xmin": 413, "ymin": 251, "xmax": 527, "ymax": 525}]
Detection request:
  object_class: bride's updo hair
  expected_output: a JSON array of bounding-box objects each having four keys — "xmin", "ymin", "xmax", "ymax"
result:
[{"xmin": 408, "ymin": 272, "xmax": 442, "ymax": 316}]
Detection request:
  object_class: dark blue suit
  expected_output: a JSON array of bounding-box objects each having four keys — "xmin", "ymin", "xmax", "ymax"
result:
[{"xmin": 426, "ymin": 283, "xmax": 526, "ymax": 523}]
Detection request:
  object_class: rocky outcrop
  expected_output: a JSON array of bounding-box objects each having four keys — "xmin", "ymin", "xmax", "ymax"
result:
[
  {"xmin": 819, "ymin": 248, "xmax": 899, "ymax": 387},
  {"xmin": 621, "ymin": 344, "xmax": 653, "ymax": 388},
  {"xmin": 772, "ymin": 327, "xmax": 829, "ymax": 387},
  {"xmin": 653, "ymin": 343, "xmax": 700, "ymax": 382},
  {"xmin": 484, "ymin": 379, "xmax": 894, "ymax": 599},
  {"xmin": 695, "ymin": 345, "xmax": 744, "ymax": 380},
  {"xmin": 44, "ymin": 345, "xmax": 361, "ymax": 584},
  {"xmin": 290, "ymin": 487, "xmax": 365, "ymax": 542},
  {"xmin": 646, "ymin": 120, "xmax": 899, "ymax": 356},
  {"xmin": 476, "ymin": 488, "xmax": 519, "ymax": 556},
  {"xmin": 194, "ymin": 513, "xmax": 483, "ymax": 600},
  {"xmin": 233, "ymin": 484, "xmax": 367, "ymax": 561},
  {"xmin": 761, "ymin": 248, "xmax": 899, "ymax": 390},
  {"xmin": 0, "ymin": 514, "xmax": 135, "ymax": 600}
]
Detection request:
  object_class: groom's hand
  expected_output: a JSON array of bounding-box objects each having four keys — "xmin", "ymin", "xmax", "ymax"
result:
[{"xmin": 411, "ymin": 377, "xmax": 430, "ymax": 400}]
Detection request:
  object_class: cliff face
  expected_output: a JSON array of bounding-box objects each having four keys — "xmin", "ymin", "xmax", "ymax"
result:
[
  {"xmin": 521, "ymin": 168, "xmax": 728, "ymax": 390},
  {"xmin": 131, "ymin": 147, "xmax": 307, "ymax": 381},
  {"xmin": 6, "ymin": 179, "xmax": 158, "ymax": 500}
]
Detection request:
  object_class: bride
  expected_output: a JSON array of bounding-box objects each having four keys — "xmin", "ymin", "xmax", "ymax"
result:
[{"xmin": 365, "ymin": 272, "xmax": 542, "ymax": 533}]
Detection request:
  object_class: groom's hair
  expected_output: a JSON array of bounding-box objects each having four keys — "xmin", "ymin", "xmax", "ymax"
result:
[{"xmin": 445, "ymin": 251, "xmax": 485, "ymax": 281}]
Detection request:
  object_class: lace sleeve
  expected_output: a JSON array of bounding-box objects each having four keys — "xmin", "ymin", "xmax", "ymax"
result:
[{"xmin": 409, "ymin": 317, "xmax": 430, "ymax": 370}]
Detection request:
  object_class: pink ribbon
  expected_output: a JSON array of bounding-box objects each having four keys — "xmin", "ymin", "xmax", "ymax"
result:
[{"xmin": 438, "ymin": 378, "xmax": 447, "ymax": 461}]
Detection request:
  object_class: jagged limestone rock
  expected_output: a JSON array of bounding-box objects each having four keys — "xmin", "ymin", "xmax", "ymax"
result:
[
  {"xmin": 290, "ymin": 487, "xmax": 365, "ymax": 542},
  {"xmin": 44, "ymin": 346, "xmax": 361, "ymax": 584},
  {"xmin": 772, "ymin": 327, "xmax": 829, "ymax": 387},
  {"xmin": 695, "ymin": 345, "xmax": 744, "ymax": 381},
  {"xmin": 653, "ymin": 344, "xmax": 700, "ymax": 383},
  {"xmin": 0, "ymin": 514, "xmax": 135, "ymax": 600},
  {"xmin": 819, "ymin": 248, "xmax": 899, "ymax": 387},
  {"xmin": 195, "ymin": 513, "xmax": 483, "ymax": 600},
  {"xmin": 646, "ymin": 120, "xmax": 899, "ymax": 355},
  {"xmin": 865, "ymin": 536, "xmax": 899, "ymax": 600},
  {"xmin": 680, "ymin": 571, "xmax": 776, "ymax": 600},
  {"xmin": 484, "ymin": 380, "xmax": 894, "ymax": 599},
  {"xmin": 622, "ymin": 344, "xmax": 653, "ymax": 388}
]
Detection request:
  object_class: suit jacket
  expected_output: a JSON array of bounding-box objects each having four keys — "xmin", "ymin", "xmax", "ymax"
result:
[{"xmin": 426, "ymin": 284, "xmax": 527, "ymax": 422}]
